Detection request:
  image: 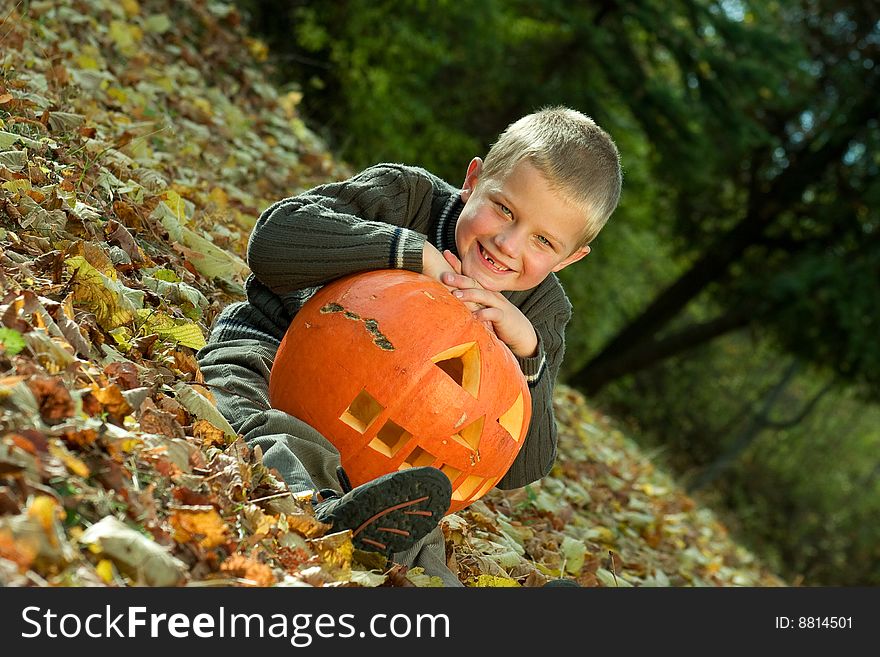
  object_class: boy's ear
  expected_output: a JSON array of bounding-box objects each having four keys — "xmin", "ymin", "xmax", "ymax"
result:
[
  {"xmin": 461, "ymin": 157, "xmax": 483, "ymax": 201},
  {"xmin": 552, "ymin": 245, "xmax": 591, "ymax": 272}
]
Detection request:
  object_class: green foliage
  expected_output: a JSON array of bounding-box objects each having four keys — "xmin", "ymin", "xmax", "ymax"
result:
[
  {"xmin": 601, "ymin": 333, "xmax": 880, "ymax": 585},
  {"xmin": 0, "ymin": 328, "xmax": 26, "ymax": 356}
]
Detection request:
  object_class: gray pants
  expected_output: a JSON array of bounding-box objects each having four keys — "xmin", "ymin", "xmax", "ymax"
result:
[{"xmin": 197, "ymin": 337, "xmax": 462, "ymax": 587}]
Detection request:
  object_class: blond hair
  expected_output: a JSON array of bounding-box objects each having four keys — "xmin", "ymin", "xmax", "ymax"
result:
[{"xmin": 479, "ymin": 106, "xmax": 622, "ymax": 248}]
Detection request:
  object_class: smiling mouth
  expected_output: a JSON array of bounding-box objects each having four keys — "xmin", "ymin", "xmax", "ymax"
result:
[{"xmin": 479, "ymin": 243, "xmax": 512, "ymax": 273}]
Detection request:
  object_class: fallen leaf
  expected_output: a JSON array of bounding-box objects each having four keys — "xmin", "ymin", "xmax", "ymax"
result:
[
  {"xmin": 220, "ymin": 554, "xmax": 276, "ymax": 586},
  {"xmin": 79, "ymin": 516, "xmax": 186, "ymax": 586},
  {"xmin": 169, "ymin": 505, "xmax": 230, "ymax": 548}
]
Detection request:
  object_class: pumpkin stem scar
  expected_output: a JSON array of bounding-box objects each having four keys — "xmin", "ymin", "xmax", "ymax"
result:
[{"xmin": 320, "ymin": 303, "xmax": 395, "ymax": 350}]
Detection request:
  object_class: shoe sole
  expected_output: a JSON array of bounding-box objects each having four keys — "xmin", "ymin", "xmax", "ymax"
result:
[{"xmin": 320, "ymin": 467, "xmax": 452, "ymax": 556}]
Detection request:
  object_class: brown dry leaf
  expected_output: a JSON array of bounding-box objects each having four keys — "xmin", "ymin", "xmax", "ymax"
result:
[
  {"xmin": 220, "ymin": 554, "xmax": 276, "ymax": 586},
  {"xmin": 192, "ymin": 419, "xmax": 227, "ymax": 448},
  {"xmin": 276, "ymin": 546, "xmax": 313, "ymax": 572},
  {"xmin": 104, "ymin": 361, "xmax": 141, "ymax": 390},
  {"xmin": 171, "ymin": 349, "xmax": 200, "ymax": 378},
  {"xmin": 285, "ymin": 511, "xmax": 331, "ymax": 539},
  {"xmin": 6, "ymin": 432, "xmax": 41, "ymax": 456},
  {"xmin": 112, "ymin": 200, "xmax": 144, "ymax": 229},
  {"xmin": 169, "ymin": 505, "xmax": 230, "ymax": 548},
  {"xmin": 139, "ymin": 403, "xmax": 185, "ymax": 439},
  {"xmin": 91, "ymin": 383, "xmax": 132, "ymax": 422},
  {"xmin": 25, "ymin": 376, "xmax": 74, "ymax": 424},
  {"xmin": 0, "ymin": 527, "xmax": 39, "ymax": 571},
  {"xmin": 156, "ymin": 395, "xmax": 189, "ymax": 426}
]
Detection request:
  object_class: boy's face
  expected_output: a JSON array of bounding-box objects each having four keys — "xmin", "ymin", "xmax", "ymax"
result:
[{"xmin": 454, "ymin": 157, "xmax": 591, "ymax": 293}]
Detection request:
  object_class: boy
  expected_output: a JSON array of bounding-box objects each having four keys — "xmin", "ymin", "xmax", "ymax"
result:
[{"xmin": 197, "ymin": 106, "xmax": 622, "ymax": 586}]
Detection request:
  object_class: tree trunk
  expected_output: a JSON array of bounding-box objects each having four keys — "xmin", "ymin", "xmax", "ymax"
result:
[
  {"xmin": 568, "ymin": 85, "xmax": 879, "ymax": 396},
  {"xmin": 686, "ymin": 360, "xmax": 802, "ymax": 493}
]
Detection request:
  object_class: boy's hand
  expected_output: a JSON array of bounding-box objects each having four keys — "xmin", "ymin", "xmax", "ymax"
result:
[
  {"xmin": 422, "ymin": 242, "xmax": 459, "ymax": 284},
  {"xmin": 440, "ymin": 250, "xmax": 538, "ymax": 359}
]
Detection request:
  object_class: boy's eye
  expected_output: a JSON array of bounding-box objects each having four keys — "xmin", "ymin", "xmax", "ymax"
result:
[
  {"xmin": 537, "ymin": 235, "xmax": 553, "ymax": 247},
  {"xmin": 498, "ymin": 203, "xmax": 512, "ymax": 216}
]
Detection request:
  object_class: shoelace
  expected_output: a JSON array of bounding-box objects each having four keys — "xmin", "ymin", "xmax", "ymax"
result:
[
  {"xmin": 335, "ymin": 465, "xmax": 353, "ymax": 494},
  {"xmin": 312, "ymin": 465, "xmax": 354, "ymax": 506}
]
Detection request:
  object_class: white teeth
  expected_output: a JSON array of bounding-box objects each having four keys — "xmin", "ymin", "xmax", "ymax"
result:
[{"xmin": 481, "ymin": 245, "xmax": 509, "ymax": 271}]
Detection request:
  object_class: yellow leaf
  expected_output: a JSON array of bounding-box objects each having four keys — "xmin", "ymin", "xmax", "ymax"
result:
[
  {"xmin": 246, "ymin": 38, "xmax": 269, "ymax": 62},
  {"xmin": 406, "ymin": 567, "xmax": 445, "ymax": 587},
  {"xmin": 109, "ymin": 21, "xmax": 143, "ymax": 57},
  {"xmin": 28, "ymin": 495, "xmax": 62, "ymax": 533},
  {"xmin": 279, "ymin": 91, "xmax": 303, "ymax": 119},
  {"xmin": 65, "ymin": 256, "xmax": 143, "ymax": 330},
  {"xmin": 192, "ymin": 97, "xmax": 213, "ymax": 117},
  {"xmin": 308, "ymin": 530, "xmax": 353, "ymax": 571},
  {"xmin": 585, "ymin": 525, "xmax": 616, "ymax": 544},
  {"xmin": 107, "ymin": 87, "xmax": 128, "ymax": 104},
  {"xmin": 49, "ymin": 442, "xmax": 91, "ymax": 478},
  {"xmin": 175, "ymin": 229, "xmax": 249, "ymax": 281},
  {"xmin": 160, "ymin": 189, "xmax": 190, "ymax": 225},
  {"xmin": 121, "ymin": 0, "xmax": 140, "ymax": 16},
  {"xmin": 96, "ymin": 559, "xmax": 116, "ymax": 583},
  {"xmin": 75, "ymin": 53, "xmax": 102, "ymax": 70},
  {"xmin": 209, "ymin": 186, "xmax": 228, "ymax": 209},
  {"xmin": 192, "ymin": 418, "xmax": 228, "ymax": 448},
  {"xmin": 471, "ymin": 574, "xmax": 520, "ymax": 587},
  {"xmin": 135, "ymin": 308, "xmax": 206, "ymax": 349},
  {"xmin": 2, "ymin": 179, "xmax": 31, "ymax": 194}
]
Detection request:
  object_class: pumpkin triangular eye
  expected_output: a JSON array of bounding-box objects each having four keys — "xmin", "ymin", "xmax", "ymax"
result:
[
  {"xmin": 450, "ymin": 415, "xmax": 484, "ymax": 450},
  {"xmin": 431, "ymin": 342, "xmax": 481, "ymax": 398},
  {"xmin": 497, "ymin": 391, "xmax": 525, "ymax": 442}
]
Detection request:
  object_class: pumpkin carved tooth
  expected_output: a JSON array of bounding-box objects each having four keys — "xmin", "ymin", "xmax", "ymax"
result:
[{"xmin": 269, "ymin": 270, "xmax": 531, "ymax": 514}]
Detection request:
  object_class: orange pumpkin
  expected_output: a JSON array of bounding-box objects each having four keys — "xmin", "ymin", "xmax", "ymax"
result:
[{"xmin": 268, "ymin": 269, "xmax": 531, "ymax": 514}]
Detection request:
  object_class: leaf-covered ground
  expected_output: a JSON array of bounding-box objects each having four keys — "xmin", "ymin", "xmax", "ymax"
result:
[{"xmin": 0, "ymin": 0, "xmax": 785, "ymax": 587}]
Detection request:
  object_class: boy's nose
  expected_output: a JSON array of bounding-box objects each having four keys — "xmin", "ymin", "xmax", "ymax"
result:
[{"xmin": 494, "ymin": 229, "xmax": 523, "ymax": 258}]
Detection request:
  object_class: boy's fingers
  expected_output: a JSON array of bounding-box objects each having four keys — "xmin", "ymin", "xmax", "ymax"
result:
[
  {"xmin": 473, "ymin": 307, "xmax": 502, "ymax": 324},
  {"xmin": 443, "ymin": 271, "xmax": 483, "ymax": 290},
  {"xmin": 442, "ymin": 249, "xmax": 463, "ymax": 274},
  {"xmin": 452, "ymin": 287, "xmax": 497, "ymax": 307}
]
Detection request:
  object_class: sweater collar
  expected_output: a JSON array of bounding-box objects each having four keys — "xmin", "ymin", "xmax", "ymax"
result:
[{"xmin": 433, "ymin": 192, "xmax": 464, "ymax": 257}]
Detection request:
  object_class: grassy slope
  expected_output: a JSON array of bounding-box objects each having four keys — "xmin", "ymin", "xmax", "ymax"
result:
[{"xmin": 0, "ymin": 0, "xmax": 784, "ymax": 587}]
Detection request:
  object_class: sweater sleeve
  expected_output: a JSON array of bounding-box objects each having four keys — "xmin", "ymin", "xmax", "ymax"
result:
[
  {"xmin": 496, "ymin": 286, "xmax": 571, "ymax": 489},
  {"xmin": 247, "ymin": 165, "xmax": 434, "ymax": 294}
]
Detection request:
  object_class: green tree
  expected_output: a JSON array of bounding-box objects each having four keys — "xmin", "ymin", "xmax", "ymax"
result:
[{"xmin": 569, "ymin": 1, "xmax": 880, "ymax": 396}]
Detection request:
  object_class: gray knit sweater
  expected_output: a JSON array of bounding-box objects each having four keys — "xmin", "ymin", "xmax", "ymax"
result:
[{"xmin": 209, "ymin": 163, "xmax": 573, "ymax": 489}]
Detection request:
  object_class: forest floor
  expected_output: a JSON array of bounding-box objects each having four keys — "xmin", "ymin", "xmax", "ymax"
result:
[{"xmin": 0, "ymin": 0, "xmax": 785, "ymax": 587}]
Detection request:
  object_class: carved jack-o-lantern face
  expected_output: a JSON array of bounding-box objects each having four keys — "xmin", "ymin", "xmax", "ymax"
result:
[{"xmin": 269, "ymin": 270, "xmax": 531, "ymax": 514}]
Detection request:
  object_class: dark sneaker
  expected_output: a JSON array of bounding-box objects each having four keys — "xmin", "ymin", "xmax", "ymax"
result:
[{"xmin": 313, "ymin": 466, "xmax": 452, "ymax": 556}]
